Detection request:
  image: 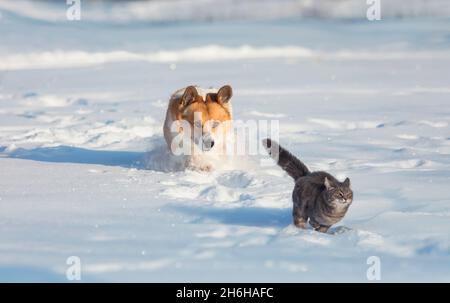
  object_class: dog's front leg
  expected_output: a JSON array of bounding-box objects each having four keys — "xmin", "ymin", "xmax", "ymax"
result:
[{"xmin": 187, "ymin": 155, "xmax": 213, "ymax": 172}]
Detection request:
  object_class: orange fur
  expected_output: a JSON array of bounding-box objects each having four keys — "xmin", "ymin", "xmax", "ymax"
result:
[{"xmin": 163, "ymin": 85, "xmax": 233, "ymax": 171}]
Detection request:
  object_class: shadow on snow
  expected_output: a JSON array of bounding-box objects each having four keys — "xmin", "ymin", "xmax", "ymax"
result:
[{"xmin": 5, "ymin": 145, "xmax": 145, "ymax": 168}]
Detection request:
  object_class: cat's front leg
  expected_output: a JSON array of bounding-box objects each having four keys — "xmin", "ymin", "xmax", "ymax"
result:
[
  {"xmin": 293, "ymin": 205, "xmax": 308, "ymax": 229},
  {"xmin": 294, "ymin": 217, "xmax": 308, "ymax": 229},
  {"xmin": 316, "ymin": 225, "xmax": 330, "ymax": 233},
  {"xmin": 309, "ymin": 220, "xmax": 320, "ymax": 230},
  {"xmin": 309, "ymin": 219, "xmax": 329, "ymax": 233}
]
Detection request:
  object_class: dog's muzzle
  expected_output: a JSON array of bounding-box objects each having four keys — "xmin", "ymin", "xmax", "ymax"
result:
[{"xmin": 200, "ymin": 133, "xmax": 215, "ymax": 151}]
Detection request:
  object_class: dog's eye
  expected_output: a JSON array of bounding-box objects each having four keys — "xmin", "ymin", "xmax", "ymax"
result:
[
  {"xmin": 212, "ymin": 121, "xmax": 220, "ymax": 128},
  {"xmin": 194, "ymin": 121, "xmax": 202, "ymax": 128}
]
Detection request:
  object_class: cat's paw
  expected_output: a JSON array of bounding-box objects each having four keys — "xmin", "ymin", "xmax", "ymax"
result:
[
  {"xmin": 316, "ymin": 226, "xmax": 330, "ymax": 233},
  {"xmin": 294, "ymin": 219, "xmax": 308, "ymax": 229}
]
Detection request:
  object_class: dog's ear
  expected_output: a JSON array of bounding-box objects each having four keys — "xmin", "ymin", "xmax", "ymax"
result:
[
  {"xmin": 181, "ymin": 86, "xmax": 198, "ymax": 107},
  {"xmin": 216, "ymin": 85, "xmax": 233, "ymax": 104}
]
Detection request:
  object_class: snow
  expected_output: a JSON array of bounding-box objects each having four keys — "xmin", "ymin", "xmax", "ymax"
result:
[
  {"xmin": 1, "ymin": 0, "xmax": 450, "ymax": 23},
  {"xmin": 1, "ymin": 1, "xmax": 450, "ymax": 282},
  {"xmin": 3, "ymin": 47, "xmax": 450, "ymax": 71}
]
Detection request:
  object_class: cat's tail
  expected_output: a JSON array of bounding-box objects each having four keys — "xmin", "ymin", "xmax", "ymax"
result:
[{"xmin": 262, "ymin": 138, "xmax": 310, "ymax": 180}]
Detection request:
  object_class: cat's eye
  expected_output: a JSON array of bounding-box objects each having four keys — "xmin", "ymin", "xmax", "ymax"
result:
[
  {"xmin": 194, "ymin": 121, "xmax": 202, "ymax": 128},
  {"xmin": 212, "ymin": 121, "xmax": 220, "ymax": 128}
]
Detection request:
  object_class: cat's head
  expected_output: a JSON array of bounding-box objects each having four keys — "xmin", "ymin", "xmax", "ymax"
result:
[{"xmin": 324, "ymin": 177, "xmax": 353, "ymax": 206}]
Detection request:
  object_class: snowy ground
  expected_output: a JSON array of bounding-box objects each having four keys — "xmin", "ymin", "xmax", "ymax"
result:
[{"xmin": 1, "ymin": 2, "xmax": 450, "ymax": 282}]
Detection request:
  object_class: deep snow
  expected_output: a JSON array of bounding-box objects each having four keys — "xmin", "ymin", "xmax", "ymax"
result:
[{"xmin": 1, "ymin": 1, "xmax": 450, "ymax": 282}]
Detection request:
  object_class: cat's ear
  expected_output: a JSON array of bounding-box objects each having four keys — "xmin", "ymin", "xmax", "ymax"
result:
[
  {"xmin": 343, "ymin": 177, "xmax": 351, "ymax": 188},
  {"xmin": 324, "ymin": 177, "xmax": 334, "ymax": 190},
  {"xmin": 181, "ymin": 86, "xmax": 199, "ymax": 107}
]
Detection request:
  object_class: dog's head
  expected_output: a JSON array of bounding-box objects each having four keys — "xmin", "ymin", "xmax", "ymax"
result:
[{"xmin": 179, "ymin": 85, "xmax": 233, "ymax": 151}]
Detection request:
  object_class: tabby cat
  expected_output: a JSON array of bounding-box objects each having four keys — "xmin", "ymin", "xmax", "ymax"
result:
[{"xmin": 263, "ymin": 138, "xmax": 353, "ymax": 233}]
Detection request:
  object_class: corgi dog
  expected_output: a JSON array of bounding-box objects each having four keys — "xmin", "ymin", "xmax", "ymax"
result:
[{"xmin": 163, "ymin": 85, "xmax": 233, "ymax": 171}]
